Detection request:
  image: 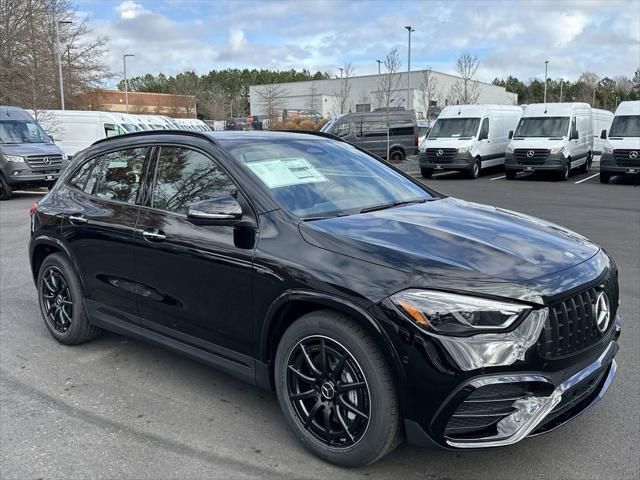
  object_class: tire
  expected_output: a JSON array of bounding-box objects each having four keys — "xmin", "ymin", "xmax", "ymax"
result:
[
  {"xmin": 420, "ymin": 167, "xmax": 433, "ymax": 179},
  {"xmin": 558, "ymin": 161, "xmax": 570, "ymax": 181},
  {"xmin": 505, "ymin": 170, "xmax": 517, "ymax": 180},
  {"xmin": 0, "ymin": 175, "xmax": 12, "ymax": 201},
  {"xmin": 274, "ymin": 310, "xmax": 402, "ymax": 467},
  {"xmin": 579, "ymin": 152, "xmax": 591, "ymax": 174},
  {"xmin": 389, "ymin": 149, "xmax": 405, "ymax": 162},
  {"xmin": 467, "ymin": 158, "xmax": 481, "ymax": 179},
  {"xmin": 37, "ymin": 253, "xmax": 101, "ymax": 345},
  {"xmin": 600, "ymin": 172, "xmax": 611, "ymax": 184}
]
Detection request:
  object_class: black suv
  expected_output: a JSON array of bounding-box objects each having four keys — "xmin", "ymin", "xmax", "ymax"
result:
[{"xmin": 29, "ymin": 130, "xmax": 621, "ymax": 467}]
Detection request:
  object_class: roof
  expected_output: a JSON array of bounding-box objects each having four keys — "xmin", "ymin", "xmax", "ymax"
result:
[
  {"xmin": 0, "ymin": 106, "xmax": 34, "ymax": 121},
  {"xmin": 523, "ymin": 102, "xmax": 591, "ymax": 116},
  {"xmin": 615, "ymin": 101, "xmax": 640, "ymax": 116},
  {"xmin": 439, "ymin": 104, "xmax": 522, "ymax": 118}
]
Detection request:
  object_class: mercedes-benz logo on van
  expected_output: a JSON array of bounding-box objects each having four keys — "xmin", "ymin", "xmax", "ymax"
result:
[
  {"xmin": 594, "ymin": 291, "xmax": 610, "ymax": 333},
  {"xmin": 630, "ymin": 151, "xmax": 638, "ymax": 159},
  {"xmin": 527, "ymin": 150, "xmax": 535, "ymax": 158},
  {"xmin": 436, "ymin": 149, "xmax": 443, "ymax": 157},
  {"xmin": 43, "ymin": 157, "xmax": 51, "ymax": 165}
]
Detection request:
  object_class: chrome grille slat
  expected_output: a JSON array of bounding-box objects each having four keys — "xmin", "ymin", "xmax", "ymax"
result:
[
  {"xmin": 425, "ymin": 148, "xmax": 458, "ymax": 163},
  {"xmin": 613, "ymin": 149, "xmax": 640, "ymax": 167},
  {"xmin": 26, "ymin": 154, "xmax": 63, "ymax": 170},
  {"xmin": 513, "ymin": 148, "xmax": 550, "ymax": 164}
]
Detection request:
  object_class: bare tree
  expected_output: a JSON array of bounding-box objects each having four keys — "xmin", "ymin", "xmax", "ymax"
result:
[
  {"xmin": 614, "ymin": 75, "xmax": 633, "ymax": 106},
  {"xmin": 257, "ymin": 80, "xmax": 287, "ymax": 128},
  {"xmin": 419, "ymin": 68, "xmax": 440, "ymax": 122},
  {"xmin": 375, "ymin": 48, "xmax": 403, "ymax": 160},
  {"xmin": 448, "ymin": 53, "xmax": 480, "ymax": 105},
  {"xmin": 334, "ymin": 64, "xmax": 354, "ymax": 114},
  {"xmin": 576, "ymin": 72, "xmax": 599, "ymax": 104}
]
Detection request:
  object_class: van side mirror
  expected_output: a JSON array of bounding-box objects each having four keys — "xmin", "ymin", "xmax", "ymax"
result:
[
  {"xmin": 187, "ymin": 196, "xmax": 243, "ymax": 226},
  {"xmin": 508, "ymin": 130, "xmax": 513, "ymax": 139},
  {"xmin": 600, "ymin": 129, "xmax": 607, "ymax": 140},
  {"xmin": 570, "ymin": 129, "xmax": 579, "ymax": 140}
]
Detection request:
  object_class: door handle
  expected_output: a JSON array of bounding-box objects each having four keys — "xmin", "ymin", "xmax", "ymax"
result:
[
  {"xmin": 68, "ymin": 214, "xmax": 87, "ymax": 225},
  {"xmin": 142, "ymin": 228, "xmax": 166, "ymax": 242}
]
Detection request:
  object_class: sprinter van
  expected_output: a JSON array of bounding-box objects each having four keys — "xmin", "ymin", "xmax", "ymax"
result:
[
  {"xmin": 37, "ymin": 110, "xmax": 128, "ymax": 158},
  {"xmin": 419, "ymin": 104, "xmax": 522, "ymax": 178},
  {"xmin": 505, "ymin": 103, "xmax": 593, "ymax": 181},
  {"xmin": 321, "ymin": 110, "xmax": 418, "ymax": 161},
  {"xmin": 0, "ymin": 106, "xmax": 69, "ymax": 199},
  {"xmin": 592, "ymin": 108, "xmax": 614, "ymax": 155},
  {"xmin": 599, "ymin": 101, "xmax": 640, "ymax": 183}
]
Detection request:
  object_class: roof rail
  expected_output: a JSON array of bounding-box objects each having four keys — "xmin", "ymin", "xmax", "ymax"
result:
[
  {"xmin": 276, "ymin": 130, "xmax": 345, "ymax": 142},
  {"xmin": 90, "ymin": 129, "xmax": 217, "ymax": 148}
]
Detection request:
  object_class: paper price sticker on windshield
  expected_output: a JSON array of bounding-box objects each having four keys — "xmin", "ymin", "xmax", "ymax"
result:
[{"xmin": 246, "ymin": 158, "xmax": 328, "ymax": 189}]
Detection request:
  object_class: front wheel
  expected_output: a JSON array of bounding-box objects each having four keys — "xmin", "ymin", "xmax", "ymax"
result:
[
  {"xmin": 558, "ymin": 161, "xmax": 570, "ymax": 181},
  {"xmin": 467, "ymin": 158, "xmax": 481, "ymax": 179},
  {"xmin": 505, "ymin": 170, "xmax": 517, "ymax": 180},
  {"xmin": 420, "ymin": 167, "xmax": 433, "ymax": 179},
  {"xmin": 274, "ymin": 310, "xmax": 401, "ymax": 467},
  {"xmin": 600, "ymin": 172, "xmax": 611, "ymax": 184},
  {"xmin": 0, "ymin": 175, "xmax": 12, "ymax": 200}
]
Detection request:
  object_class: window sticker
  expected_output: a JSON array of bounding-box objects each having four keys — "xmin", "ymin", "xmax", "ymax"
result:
[
  {"xmin": 246, "ymin": 158, "xmax": 328, "ymax": 189},
  {"xmin": 107, "ymin": 161, "xmax": 128, "ymax": 169}
]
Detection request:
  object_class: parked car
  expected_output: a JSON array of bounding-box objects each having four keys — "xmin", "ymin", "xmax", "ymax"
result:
[
  {"xmin": 320, "ymin": 110, "xmax": 418, "ymax": 161},
  {"xmin": 419, "ymin": 105, "xmax": 522, "ymax": 178},
  {"xmin": 0, "ymin": 106, "xmax": 69, "ymax": 200},
  {"xmin": 416, "ymin": 119, "xmax": 429, "ymax": 152},
  {"xmin": 30, "ymin": 130, "xmax": 621, "ymax": 467},
  {"xmin": 505, "ymin": 103, "xmax": 593, "ymax": 180},
  {"xmin": 599, "ymin": 101, "xmax": 640, "ymax": 183},
  {"xmin": 591, "ymin": 108, "xmax": 614, "ymax": 155},
  {"xmin": 37, "ymin": 110, "xmax": 128, "ymax": 159}
]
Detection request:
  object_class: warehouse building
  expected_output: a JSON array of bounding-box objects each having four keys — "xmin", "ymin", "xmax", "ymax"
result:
[{"xmin": 249, "ymin": 69, "xmax": 517, "ymax": 120}]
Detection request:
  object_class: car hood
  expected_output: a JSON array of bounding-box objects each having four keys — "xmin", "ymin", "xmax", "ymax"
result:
[
  {"xmin": 607, "ymin": 137, "xmax": 640, "ymax": 150},
  {"xmin": 299, "ymin": 197, "xmax": 600, "ymax": 283},
  {"xmin": 423, "ymin": 138, "xmax": 474, "ymax": 149},
  {"xmin": 509, "ymin": 138, "xmax": 566, "ymax": 149},
  {"xmin": 0, "ymin": 142, "xmax": 63, "ymax": 157}
]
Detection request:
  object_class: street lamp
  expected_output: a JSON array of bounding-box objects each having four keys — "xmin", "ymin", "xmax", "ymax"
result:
[
  {"xmin": 543, "ymin": 60, "xmax": 549, "ymax": 103},
  {"xmin": 376, "ymin": 59, "xmax": 382, "ymax": 75},
  {"xmin": 339, "ymin": 66, "xmax": 344, "ymax": 79},
  {"xmin": 123, "ymin": 54, "xmax": 135, "ymax": 113},
  {"xmin": 559, "ymin": 78, "xmax": 563, "ymax": 103},
  {"xmin": 55, "ymin": 20, "xmax": 72, "ymax": 110},
  {"xmin": 405, "ymin": 25, "xmax": 414, "ymax": 110}
]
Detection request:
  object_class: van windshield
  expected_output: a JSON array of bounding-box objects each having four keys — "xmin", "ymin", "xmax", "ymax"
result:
[
  {"xmin": 514, "ymin": 117, "xmax": 569, "ymax": 138},
  {"xmin": 428, "ymin": 118, "xmax": 480, "ymax": 138},
  {"xmin": 609, "ymin": 115, "xmax": 640, "ymax": 137},
  {"xmin": 121, "ymin": 123, "xmax": 139, "ymax": 132},
  {"xmin": 0, "ymin": 120, "xmax": 51, "ymax": 144}
]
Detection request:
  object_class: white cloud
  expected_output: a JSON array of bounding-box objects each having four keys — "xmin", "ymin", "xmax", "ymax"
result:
[
  {"xmin": 116, "ymin": 1, "xmax": 149, "ymax": 20},
  {"xmin": 228, "ymin": 29, "xmax": 249, "ymax": 54}
]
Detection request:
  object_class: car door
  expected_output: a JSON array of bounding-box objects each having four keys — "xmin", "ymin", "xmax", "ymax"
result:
[
  {"xmin": 60, "ymin": 146, "xmax": 150, "ymax": 324},
  {"xmin": 133, "ymin": 144, "xmax": 256, "ymax": 364}
]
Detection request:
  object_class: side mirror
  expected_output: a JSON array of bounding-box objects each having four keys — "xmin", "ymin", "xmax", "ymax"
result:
[
  {"xmin": 570, "ymin": 129, "xmax": 579, "ymax": 140},
  {"xmin": 508, "ymin": 130, "xmax": 513, "ymax": 139},
  {"xmin": 600, "ymin": 129, "xmax": 607, "ymax": 140},
  {"xmin": 187, "ymin": 196, "xmax": 243, "ymax": 226},
  {"xmin": 48, "ymin": 134, "xmax": 55, "ymax": 142}
]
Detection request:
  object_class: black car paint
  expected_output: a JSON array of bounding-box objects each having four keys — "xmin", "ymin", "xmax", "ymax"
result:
[{"xmin": 29, "ymin": 130, "xmax": 620, "ymax": 450}]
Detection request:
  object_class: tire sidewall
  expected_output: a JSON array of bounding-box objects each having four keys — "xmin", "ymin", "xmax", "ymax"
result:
[{"xmin": 274, "ymin": 312, "xmax": 398, "ymax": 466}]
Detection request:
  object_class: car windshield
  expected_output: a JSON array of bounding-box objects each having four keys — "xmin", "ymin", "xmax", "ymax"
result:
[
  {"xmin": 224, "ymin": 138, "xmax": 434, "ymax": 219},
  {"xmin": 0, "ymin": 120, "xmax": 51, "ymax": 144},
  {"xmin": 514, "ymin": 117, "xmax": 569, "ymax": 138},
  {"xmin": 609, "ymin": 115, "xmax": 640, "ymax": 137},
  {"xmin": 428, "ymin": 118, "xmax": 480, "ymax": 138}
]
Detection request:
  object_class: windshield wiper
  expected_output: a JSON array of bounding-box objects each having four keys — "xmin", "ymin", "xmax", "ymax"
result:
[
  {"xmin": 360, "ymin": 198, "xmax": 426, "ymax": 214},
  {"xmin": 302, "ymin": 211, "xmax": 351, "ymax": 221}
]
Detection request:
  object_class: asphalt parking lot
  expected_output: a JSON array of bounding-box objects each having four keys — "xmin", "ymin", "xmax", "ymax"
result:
[{"xmin": 1, "ymin": 166, "xmax": 639, "ymax": 480}]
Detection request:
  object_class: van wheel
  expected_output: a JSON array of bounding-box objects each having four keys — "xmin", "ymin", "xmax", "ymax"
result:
[
  {"xmin": 600, "ymin": 172, "xmax": 611, "ymax": 184},
  {"xmin": 558, "ymin": 161, "xmax": 570, "ymax": 181},
  {"xmin": 389, "ymin": 149, "xmax": 405, "ymax": 162},
  {"xmin": 580, "ymin": 152, "xmax": 592, "ymax": 173},
  {"xmin": 505, "ymin": 170, "xmax": 517, "ymax": 180},
  {"xmin": 0, "ymin": 175, "xmax": 12, "ymax": 200},
  {"xmin": 275, "ymin": 310, "xmax": 402, "ymax": 467},
  {"xmin": 467, "ymin": 158, "xmax": 481, "ymax": 179},
  {"xmin": 420, "ymin": 168, "xmax": 433, "ymax": 179}
]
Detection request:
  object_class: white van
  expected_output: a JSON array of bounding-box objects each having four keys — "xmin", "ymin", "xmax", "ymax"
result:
[
  {"xmin": 599, "ymin": 101, "xmax": 640, "ymax": 183},
  {"xmin": 139, "ymin": 115, "xmax": 171, "ymax": 130},
  {"xmin": 37, "ymin": 110, "xmax": 127, "ymax": 158},
  {"xmin": 109, "ymin": 113, "xmax": 142, "ymax": 133},
  {"xmin": 505, "ymin": 102, "xmax": 593, "ymax": 181},
  {"xmin": 419, "ymin": 104, "xmax": 522, "ymax": 178},
  {"xmin": 592, "ymin": 108, "xmax": 614, "ymax": 155}
]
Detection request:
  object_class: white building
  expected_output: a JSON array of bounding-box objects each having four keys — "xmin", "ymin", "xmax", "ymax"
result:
[{"xmin": 249, "ymin": 69, "xmax": 518, "ymax": 120}]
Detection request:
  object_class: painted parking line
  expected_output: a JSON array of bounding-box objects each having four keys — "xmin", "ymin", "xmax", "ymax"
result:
[
  {"xmin": 490, "ymin": 175, "xmax": 506, "ymax": 180},
  {"xmin": 432, "ymin": 171, "xmax": 458, "ymax": 178},
  {"xmin": 575, "ymin": 173, "xmax": 600, "ymax": 184},
  {"xmin": 19, "ymin": 190, "xmax": 47, "ymax": 195}
]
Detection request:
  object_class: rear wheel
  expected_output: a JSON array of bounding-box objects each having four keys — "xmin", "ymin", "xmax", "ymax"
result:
[
  {"xmin": 579, "ymin": 152, "xmax": 592, "ymax": 173},
  {"xmin": 37, "ymin": 253, "xmax": 101, "ymax": 345},
  {"xmin": 274, "ymin": 310, "xmax": 401, "ymax": 467},
  {"xmin": 389, "ymin": 149, "xmax": 405, "ymax": 162},
  {"xmin": 420, "ymin": 167, "xmax": 433, "ymax": 179},
  {"xmin": 600, "ymin": 172, "xmax": 611, "ymax": 184},
  {"xmin": 0, "ymin": 175, "xmax": 12, "ymax": 200}
]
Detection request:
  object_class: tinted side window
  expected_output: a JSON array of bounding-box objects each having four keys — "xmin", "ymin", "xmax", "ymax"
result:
[
  {"xmin": 68, "ymin": 158, "xmax": 98, "ymax": 191},
  {"xmin": 362, "ymin": 121, "xmax": 386, "ymax": 137},
  {"xmin": 86, "ymin": 148, "xmax": 147, "ymax": 203},
  {"xmin": 334, "ymin": 122, "xmax": 350, "ymax": 137},
  {"xmin": 389, "ymin": 121, "xmax": 415, "ymax": 136},
  {"xmin": 479, "ymin": 118, "xmax": 489, "ymax": 139},
  {"xmin": 151, "ymin": 147, "xmax": 237, "ymax": 215}
]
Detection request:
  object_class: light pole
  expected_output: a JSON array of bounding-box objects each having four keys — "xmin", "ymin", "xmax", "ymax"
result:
[
  {"xmin": 55, "ymin": 20, "xmax": 72, "ymax": 110},
  {"xmin": 592, "ymin": 88, "xmax": 596, "ymax": 107},
  {"xmin": 559, "ymin": 79, "xmax": 563, "ymax": 103},
  {"xmin": 339, "ymin": 66, "xmax": 344, "ymax": 79},
  {"xmin": 376, "ymin": 59, "xmax": 382, "ymax": 75},
  {"xmin": 405, "ymin": 25, "xmax": 414, "ymax": 110},
  {"xmin": 543, "ymin": 60, "xmax": 549, "ymax": 103},
  {"xmin": 123, "ymin": 54, "xmax": 135, "ymax": 113}
]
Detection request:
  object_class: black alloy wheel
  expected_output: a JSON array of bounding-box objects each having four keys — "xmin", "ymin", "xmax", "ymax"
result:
[
  {"xmin": 41, "ymin": 266, "xmax": 74, "ymax": 333},
  {"xmin": 286, "ymin": 335, "xmax": 371, "ymax": 448}
]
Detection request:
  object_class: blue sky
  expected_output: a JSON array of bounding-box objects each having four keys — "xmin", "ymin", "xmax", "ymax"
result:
[{"xmin": 76, "ymin": 0, "xmax": 640, "ymax": 84}]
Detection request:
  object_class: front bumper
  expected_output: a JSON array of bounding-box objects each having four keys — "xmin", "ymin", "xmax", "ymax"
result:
[
  {"xmin": 505, "ymin": 152, "xmax": 565, "ymax": 172},
  {"xmin": 600, "ymin": 152, "xmax": 640, "ymax": 174},
  {"xmin": 419, "ymin": 151, "xmax": 473, "ymax": 171},
  {"xmin": 2, "ymin": 162, "xmax": 62, "ymax": 186}
]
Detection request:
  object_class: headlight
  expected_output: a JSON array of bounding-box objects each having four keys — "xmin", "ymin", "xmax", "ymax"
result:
[
  {"xmin": 458, "ymin": 145, "xmax": 473, "ymax": 153},
  {"xmin": 4, "ymin": 155, "xmax": 25, "ymax": 163},
  {"xmin": 391, "ymin": 289, "xmax": 530, "ymax": 336},
  {"xmin": 550, "ymin": 145, "xmax": 565, "ymax": 154},
  {"xmin": 602, "ymin": 144, "xmax": 613, "ymax": 155},
  {"xmin": 506, "ymin": 144, "xmax": 514, "ymax": 154},
  {"xmin": 62, "ymin": 152, "xmax": 68, "ymax": 161}
]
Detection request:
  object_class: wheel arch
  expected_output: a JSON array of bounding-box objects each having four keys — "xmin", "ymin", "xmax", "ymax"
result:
[
  {"xmin": 258, "ymin": 290, "xmax": 406, "ymax": 390},
  {"xmin": 30, "ymin": 237, "xmax": 83, "ymax": 288}
]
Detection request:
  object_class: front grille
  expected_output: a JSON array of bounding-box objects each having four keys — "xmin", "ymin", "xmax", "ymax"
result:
[
  {"xmin": 537, "ymin": 271, "xmax": 619, "ymax": 359},
  {"xmin": 613, "ymin": 149, "xmax": 640, "ymax": 167},
  {"xmin": 513, "ymin": 148, "xmax": 550, "ymax": 164},
  {"xmin": 425, "ymin": 148, "xmax": 458, "ymax": 163},
  {"xmin": 25, "ymin": 154, "xmax": 63, "ymax": 170}
]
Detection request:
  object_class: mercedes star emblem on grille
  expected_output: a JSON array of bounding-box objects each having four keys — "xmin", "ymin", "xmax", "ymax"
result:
[
  {"xmin": 43, "ymin": 157, "xmax": 51, "ymax": 165},
  {"xmin": 594, "ymin": 291, "xmax": 610, "ymax": 333},
  {"xmin": 527, "ymin": 150, "xmax": 535, "ymax": 157},
  {"xmin": 436, "ymin": 149, "xmax": 443, "ymax": 157},
  {"xmin": 630, "ymin": 151, "xmax": 638, "ymax": 159}
]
